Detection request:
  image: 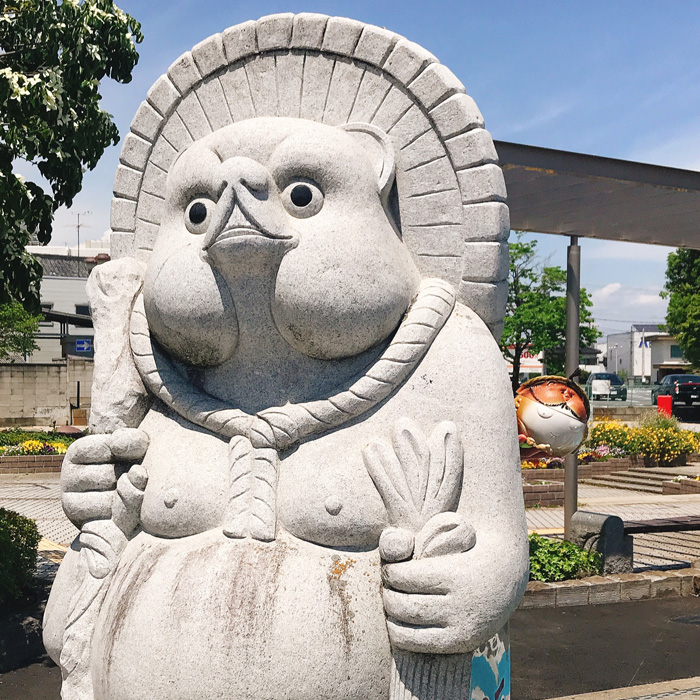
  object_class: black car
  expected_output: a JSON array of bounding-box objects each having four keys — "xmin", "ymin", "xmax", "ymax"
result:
[
  {"xmin": 651, "ymin": 374, "xmax": 700, "ymax": 405},
  {"xmin": 584, "ymin": 372, "xmax": 627, "ymax": 401}
]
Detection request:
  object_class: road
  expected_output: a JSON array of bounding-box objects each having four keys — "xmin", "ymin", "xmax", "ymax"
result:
[
  {"xmin": 591, "ymin": 387, "xmax": 700, "ymax": 422},
  {"xmin": 590, "ymin": 387, "xmax": 651, "ymax": 408}
]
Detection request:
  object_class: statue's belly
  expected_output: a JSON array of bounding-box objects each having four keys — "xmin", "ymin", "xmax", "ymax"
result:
[{"xmin": 92, "ymin": 530, "xmax": 391, "ymax": 700}]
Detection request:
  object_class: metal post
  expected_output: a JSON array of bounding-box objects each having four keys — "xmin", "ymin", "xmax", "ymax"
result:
[{"xmin": 564, "ymin": 236, "xmax": 580, "ymax": 541}]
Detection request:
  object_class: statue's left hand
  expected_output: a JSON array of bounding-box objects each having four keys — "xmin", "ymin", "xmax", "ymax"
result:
[
  {"xmin": 381, "ymin": 550, "xmax": 476, "ymax": 655},
  {"xmin": 379, "ymin": 512, "xmax": 478, "ymax": 655}
]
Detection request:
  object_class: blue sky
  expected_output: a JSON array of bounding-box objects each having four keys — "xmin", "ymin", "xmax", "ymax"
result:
[{"xmin": 36, "ymin": 1, "xmax": 700, "ymax": 338}]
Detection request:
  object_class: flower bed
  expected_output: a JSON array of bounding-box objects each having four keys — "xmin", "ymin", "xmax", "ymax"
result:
[{"xmin": 586, "ymin": 416, "xmax": 700, "ymax": 466}]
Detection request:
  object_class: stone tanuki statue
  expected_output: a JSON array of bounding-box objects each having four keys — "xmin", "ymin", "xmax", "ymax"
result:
[{"xmin": 43, "ymin": 13, "xmax": 528, "ymax": 700}]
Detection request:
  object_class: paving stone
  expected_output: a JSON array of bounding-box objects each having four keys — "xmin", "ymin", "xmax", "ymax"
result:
[
  {"xmin": 222, "ymin": 21, "xmax": 257, "ymax": 64},
  {"xmin": 462, "ymin": 202, "xmax": 510, "ymax": 243},
  {"xmin": 554, "ymin": 580, "xmax": 591, "ymax": 607},
  {"xmin": 459, "ymin": 280, "xmax": 508, "ymax": 327},
  {"xmin": 462, "ymin": 242, "xmax": 509, "ymax": 283},
  {"xmin": 646, "ymin": 572, "xmax": 682, "ymax": 598},
  {"xmin": 585, "ymin": 576, "xmax": 622, "ymax": 604},
  {"xmin": 616, "ymin": 573, "xmax": 652, "ymax": 601},
  {"xmin": 519, "ymin": 581, "xmax": 557, "ymax": 609},
  {"xmin": 112, "ymin": 165, "xmax": 142, "ymax": 201}
]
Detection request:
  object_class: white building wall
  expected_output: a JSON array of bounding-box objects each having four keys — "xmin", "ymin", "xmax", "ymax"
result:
[
  {"xmin": 606, "ymin": 331, "xmax": 652, "ymax": 381},
  {"xmin": 32, "ymin": 276, "xmax": 93, "ymax": 363}
]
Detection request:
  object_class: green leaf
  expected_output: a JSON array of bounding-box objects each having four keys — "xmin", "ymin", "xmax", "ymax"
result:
[
  {"xmin": 500, "ymin": 233, "xmax": 600, "ymax": 391},
  {"xmin": 0, "ymin": 0, "xmax": 142, "ymax": 308}
]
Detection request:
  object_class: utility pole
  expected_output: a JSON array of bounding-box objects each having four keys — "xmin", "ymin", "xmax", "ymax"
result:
[
  {"xmin": 564, "ymin": 235, "xmax": 580, "ymax": 541},
  {"xmin": 71, "ymin": 211, "xmax": 91, "ymax": 275}
]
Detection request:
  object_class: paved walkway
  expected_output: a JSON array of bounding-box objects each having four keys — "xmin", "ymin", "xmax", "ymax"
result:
[
  {"xmin": 0, "ymin": 473, "xmax": 77, "ymax": 546},
  {"xmin": 527, "ymin": 484, "xmax": 700, "ymax": 570}
]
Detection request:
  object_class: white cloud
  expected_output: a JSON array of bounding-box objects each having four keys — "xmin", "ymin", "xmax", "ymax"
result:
[
  {"xmin": 592, "ymin": 282, "xmax": 622, "ymax": 302},
  {"xmin": 589, "ymin": 283, "xmax": 667, "ymax": 338}
]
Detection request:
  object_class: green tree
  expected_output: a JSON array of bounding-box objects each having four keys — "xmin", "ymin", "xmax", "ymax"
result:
[
  {"xmin": 500, "ymin": 234, "xmax": 599, "ymax": 393},
  {"xmin": 0, "ymin": 301, "xmax": 40, "ymax": 360},
  {"xmin": 661, "ymin": 248, "xmax": 700, "ymax": 366},
  {"xmin": 0, "ymin": 0, "xmax": 143, "ymax": 311}
]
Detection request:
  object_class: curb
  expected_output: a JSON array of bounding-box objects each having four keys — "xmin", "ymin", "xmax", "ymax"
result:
[{"xmin": 520, "ymin": 567, "xmax": 700, "ymax": 609}]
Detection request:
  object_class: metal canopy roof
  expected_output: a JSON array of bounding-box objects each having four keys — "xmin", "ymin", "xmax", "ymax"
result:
[{"xmin": 494, "ymin": 141, "xmax": 700, "ymax": 250}]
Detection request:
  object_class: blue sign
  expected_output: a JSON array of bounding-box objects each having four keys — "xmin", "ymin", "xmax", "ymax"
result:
[
  {"xmin": 75, "ymin": 338, "xmax": 92, "ymax": 353},
  {"xmin": 470, "ymin": 623, "xmax": 510, "ymax": 700}
]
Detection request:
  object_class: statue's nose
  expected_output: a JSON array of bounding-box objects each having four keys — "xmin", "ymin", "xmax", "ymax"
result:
[
  {"xmin": 218, "ymin": 157, "xmax": 270, "ymax": 199},
  {"xmin": 203, "ymin": 157, "xmax": 271, "ymax": 243},
  {"xmin": 200, "ymin": 156, "xmax": 297, "ymax": 257}
]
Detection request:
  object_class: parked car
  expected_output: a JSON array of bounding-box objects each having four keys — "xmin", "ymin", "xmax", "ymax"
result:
[
  {"xmin": 651, "ymin": 374, "xmax": 700, "ymax": 406},
  {"xmin": 584, "ymin": 372, "xmax": 627, "ymax": 401}
]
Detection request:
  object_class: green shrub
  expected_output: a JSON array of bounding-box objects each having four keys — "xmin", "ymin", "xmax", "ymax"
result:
[
  {"xmin": 529, "ymin": 533, "xmax": 602, "ymax": 582},
  {"xmin": 0, "ymin": 509, "xmax": 41, "ymax": 607}
]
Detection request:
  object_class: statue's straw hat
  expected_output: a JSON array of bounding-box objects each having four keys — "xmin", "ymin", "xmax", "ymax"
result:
[{"xmin": 110, "ymin": 13, "xmax": 509, "ymax": 337}]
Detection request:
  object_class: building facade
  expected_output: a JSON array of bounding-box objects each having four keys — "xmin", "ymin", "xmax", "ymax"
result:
[{"xmin": 605, "ymin": 324, "xmax": 659, "ymax": 382}]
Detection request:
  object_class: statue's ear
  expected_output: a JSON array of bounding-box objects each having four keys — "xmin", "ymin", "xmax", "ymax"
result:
[{"xmin": 341, "ymin": 122, "xmax": 395, "ymax": 201}]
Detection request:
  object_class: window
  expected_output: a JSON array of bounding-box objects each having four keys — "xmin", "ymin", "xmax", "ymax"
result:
[
  {"xmin": 39, "ymin": 302, "xmax": 54, "ymax": 327},
  {"xmin": 670, "ymin": 345, "xmax": 684, "ymax": 359},
  {"xmin": 75, "ymin": 304, "xmax": 90, "ymax": 316}
]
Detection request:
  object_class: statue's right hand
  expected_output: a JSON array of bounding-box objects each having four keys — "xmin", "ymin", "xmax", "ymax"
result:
[{"xmin": 61, "ymin": 428, "xmax": 149, "ymax": 529}]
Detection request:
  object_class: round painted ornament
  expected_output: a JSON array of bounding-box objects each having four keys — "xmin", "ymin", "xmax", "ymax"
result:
[{"xmin": 515, "ymin": 375, "xmax": 590, "ymax": 460}]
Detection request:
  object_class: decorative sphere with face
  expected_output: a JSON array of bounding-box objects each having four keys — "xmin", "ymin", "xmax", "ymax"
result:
[
  {"xmin": 514, "ymin": 376, "xmax": 590, "ymax": 458},
  {"xmin": 142, "ymin": 117, "xmax": 420, "ymax": 367}
]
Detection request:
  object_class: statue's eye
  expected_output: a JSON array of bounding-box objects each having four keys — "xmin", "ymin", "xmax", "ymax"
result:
[
  {"xmin": 282, "ymin": 180, "xmax": 323, "ymax": 219},
  {"xmin": 185, "ymin": 198, "xmax": 214, "ymax": 234},
  {"xmin": 290, "ymin": 185, "xmax": 312, "ymax": 207}
]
